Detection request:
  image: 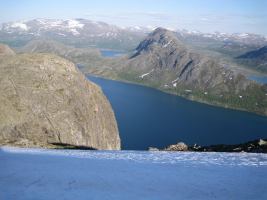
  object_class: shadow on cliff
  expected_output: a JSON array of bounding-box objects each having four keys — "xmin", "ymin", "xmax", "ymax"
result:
[{"xmin": 50, "ymin": 143, "xmax": 97, "ymax": 150}]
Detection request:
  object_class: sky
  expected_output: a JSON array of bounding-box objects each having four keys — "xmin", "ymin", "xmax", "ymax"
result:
[{"xmin": 1, "ymin": 0, "xmax": 267, "ymax": 35}]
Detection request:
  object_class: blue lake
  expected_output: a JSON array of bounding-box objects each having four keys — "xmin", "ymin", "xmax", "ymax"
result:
[
  {"xmin": 248, "ymin": 75, "xmax": 267, "ymax": 84},
  {"xmin": 100, "ymin": 49, "xmax": 125, "ymax": 57},
  {"xmin": 88, "ymin": 76, "xmax": 267, "ymax": 150}
]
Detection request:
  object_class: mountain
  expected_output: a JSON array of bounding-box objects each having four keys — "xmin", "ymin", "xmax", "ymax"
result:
[
  {"xmin": 176, "ymin": 29, "xmax": 267, "ymax": 46},
  {"xmin": 0, "ymin": 43, "xmax": 15, "ymax": 55},
  {"xmin": 236, "ymin": 46, "xmax": 267, "ymax": 72},
  {"xmin": 18, "ymin": 39, "xmax": 104, "ymax": 67},
  {"xmin": 173, "ymin": 30, "xmax": 267, "ymax": 73},
  {"xmin": 82, "ymin": 28, "xmax": 267, "ymax": 115},
  {"xmin": 175, "ymin": 29, "xmax": 267, "ymax": 56},
  {"xmin": 0, "ymin": 46, "xmax": 120, "ymax": 149},
  {"xmin": 13, "ymin": 26, "xmax": 267, "ymax": 115},
  {"xmin": 2, "ymin": 18, "xmax": 267, "ymax": 55},
  {"xmin": 0, "ymin": 19, "xmax": 146, "ymax": 50},
  {"xmin": 124, "ymin": 28, "xmax": 253, "ymax": 90}
]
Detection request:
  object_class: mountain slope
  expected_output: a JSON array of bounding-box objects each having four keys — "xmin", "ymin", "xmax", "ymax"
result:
[
  {"xmin": 0, "ymin": 43, "xmax": 15, "ymax": 56},
  {"xmin": 236, "ymin": 46, "xmax": 267, "ymax": 72},
  {"xmin": 125, "ymin": 28, "xmax": 249, "ymax": 90},
  {"xmin": 0, "ymin": 49, "xmax": 120, "ymax": 149},
  {"xmin": 16, "ymin": 28, "xmax": 267, "ymax": 115}
]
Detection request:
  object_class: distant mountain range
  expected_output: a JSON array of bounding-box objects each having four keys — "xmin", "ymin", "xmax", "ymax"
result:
[
  {"xmin": 1, "ymin": 18, "xmax": 267, "ymax": 52},
  {"xmin": 0, "ymin": 19, "xmax": 146, "ymax": 50},
  {"xmin": 176, "ymin": 29, "xmax": 267, "ymax": 58},
  {"xmin": 176, "ymin": 29, "xmax": 267, "ymax": 46},
  {"xmin": 2, "ymin": 18, "xmax": 267, "ymax": 73}
]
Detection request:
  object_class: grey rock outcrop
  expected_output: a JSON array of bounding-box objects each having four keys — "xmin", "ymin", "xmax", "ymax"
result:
[
  {"xmin": 148, "ymin": 147, "xmax": 160, "ymax": 151},
  {"xmin": 161, "ymin": 139, "xmax": 267, "ymax": 153},
  {"xmin": 164, "ymin": 142, "xmax": 188, "ymax": 151},
  {"xmin": 0, "ymin": 51, "xmax": 120, "ymax": 150},
  {"xmin": 259, "ymin": 139, "xmax": 267, "ymax": 146}
]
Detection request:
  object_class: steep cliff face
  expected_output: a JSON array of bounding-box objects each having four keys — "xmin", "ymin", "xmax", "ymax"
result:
[{"xmin": 0, "ymin": 51, "xmax": 120, "ymax": 149}]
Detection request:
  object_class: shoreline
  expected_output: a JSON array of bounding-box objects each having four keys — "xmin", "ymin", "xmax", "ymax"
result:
[{"xmin": 85, "ymin": 73, "xmax": 267, "ymax": 117}]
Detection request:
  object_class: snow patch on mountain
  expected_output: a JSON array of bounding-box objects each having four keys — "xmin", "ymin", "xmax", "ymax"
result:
[
  {"xmin": 238, "ymin": 33, "xmax": 249, "ymax": 38},
  {"xmin": 10, "ymin": 22, "xmax": 28, "ymax": 30},
  {"xmin": 69, "ymin": 28, "xmax": 80, "ymax": 35},
  {"xmin": 67, "ymin": 19, "xmax": 84, "ymax": 29},
  {"xmin": 139, "ymin": 69, "xmax": 154, "ymax": 79},
  {"xmin": 163, "ymin": 40, "xmax": 173, "ymax": 48}
]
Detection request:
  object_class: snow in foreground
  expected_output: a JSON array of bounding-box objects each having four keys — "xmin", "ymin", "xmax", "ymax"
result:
[{"xmin": 0, "ymin": 147, "xmax": 267, "ymax": 200}]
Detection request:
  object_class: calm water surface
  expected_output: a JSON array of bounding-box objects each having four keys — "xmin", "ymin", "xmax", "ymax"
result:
[
  {"xmin": 100, "ymin": 49, "xmax": 125, "ymax": 57},
  {"xmin": 88, "ymin": 76, "xmax": 267, "ymax": 150},
  {"xmin": 248, "ymin": 75, "xmax": 267, "ymax": 84}
]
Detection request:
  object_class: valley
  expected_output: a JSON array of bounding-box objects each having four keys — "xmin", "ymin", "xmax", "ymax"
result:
[
  {"xmin": 1, "ymin": 18, "xmax": 267, "ymax": 150},
  {"xmin": 2, "ymin": 19, "xmax": 266, "ymax": 116}
]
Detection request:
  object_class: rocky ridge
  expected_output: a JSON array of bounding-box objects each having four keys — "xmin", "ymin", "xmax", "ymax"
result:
[
  {"xmin": 149, "ymin": 139, "xmax": 267, "ymax": 153},
  {"xmin": 0, "ymin": 46, "xmax": 120, "ymax": 149},
  {"xmin": 0, "ymin": 43, "xmax": 15, "ymax": 56}
]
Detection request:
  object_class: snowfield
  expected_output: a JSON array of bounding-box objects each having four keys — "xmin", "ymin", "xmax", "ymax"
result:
[{"xmin": 0, "ymin": 147, "xmax": 267, "ymax": 200}]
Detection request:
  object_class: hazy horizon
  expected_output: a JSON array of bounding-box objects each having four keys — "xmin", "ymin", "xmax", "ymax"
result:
[{"xmin": 1, "ymin": 0, "xmax": 267, "ymax": 36}]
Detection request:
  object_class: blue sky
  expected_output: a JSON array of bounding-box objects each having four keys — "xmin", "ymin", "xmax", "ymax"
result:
[{"xmin": 1, "ymin": 0, "xmax": 267, "ymax": 35}]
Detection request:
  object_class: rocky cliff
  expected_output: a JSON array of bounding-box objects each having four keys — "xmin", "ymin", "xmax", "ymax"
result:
[{"xmin": 0, "ymin": 49, "xmax": 120, "ymax": 149}]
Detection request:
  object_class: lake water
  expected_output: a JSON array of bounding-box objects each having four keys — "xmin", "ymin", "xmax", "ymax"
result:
[
  {"xmin": 248, "ymin": 75, "xmax": 267, "ymax": 84},
  {"xmin": 100, "ymin": 49, "xmax": 125, "ymax": 57},
  {"xmin": 88, "ymin": 76, "xmax": 267, "ymax": 150}
]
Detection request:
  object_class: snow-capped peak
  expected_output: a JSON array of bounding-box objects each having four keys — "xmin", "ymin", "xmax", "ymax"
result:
[
  {"xmin": 237, "ymin": 33, "xmax": 249, "ymax": 38},
  {"xmin": 67, "ymin": 19, "xmax": 84, "ymax": 29},
  {"xmin": 10, "ymin": 22, "xmax": 28, "ymax": 31},
  {"xmin": 134, "ymin": 26, "xmax": 141, "ymax": 30}
]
